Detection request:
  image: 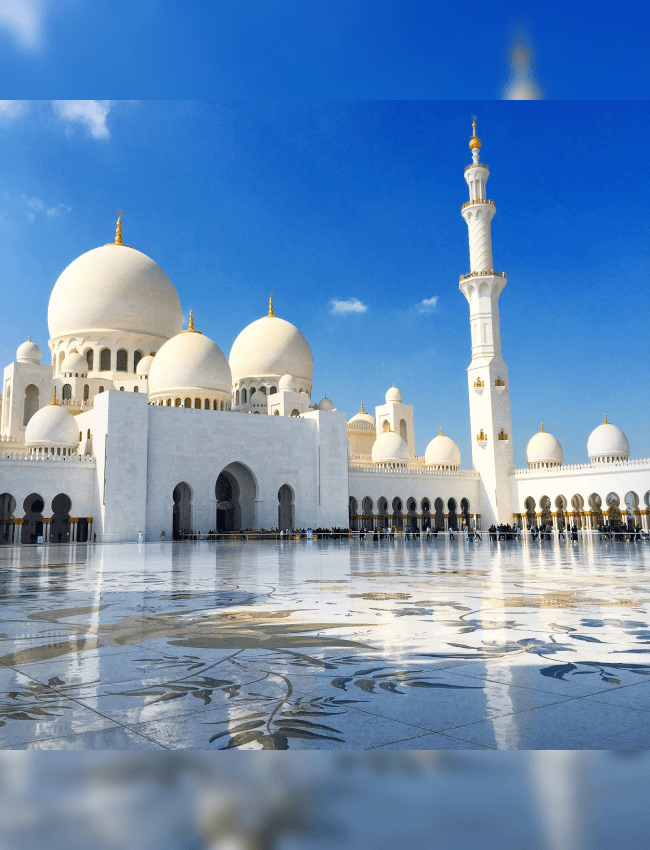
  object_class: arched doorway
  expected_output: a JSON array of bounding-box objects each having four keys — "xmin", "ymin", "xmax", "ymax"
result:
[
  {"xmin": 391, "ymin": 497, "xmax": 403, "ymax": 529},
  {"xmin": 51, "ymin": 493, "xmax": 71, "ymax": 543},
  {"xmin": 434, "ymin": 497, "xmax": 445, "ymax": 530},
  {"xmin": 421, "ymin": 498, "xmax": 431, "ymax": 530},
  {"xmin": 278, "ymin": 484, "xmax": 294, "ymax": 530},
  {"xmin": 447, "ymin": 498, "xmax": 458, "ymax": 530},
  {"xmin": 361, "ymin": 496, "xmax": 373, "ymax": 530},
  {"xmin": 460, "ymin": 497, "xmax": 470, "ymax": 529},
  {"xmin": 589, "ymin": 493, "xmax": 604, "ymax": 527},
  {"xmin": 23, "ymin": 493, "xmax": 44, "ymax": 544},
  {"xmin": 571, "ymin": 494, "xmax": 584, "ymax": 529},
  {"xmin": 377, "ymin": 497, "xmax": 388, "ymax": 530},
  {"xmin": 540, "ymin": 496, "xmax": 552, "ymax": 528},
  {"xmin": 407, "ymin": 497, "xmax": 418, "ymax": 530},
  {"xmin": 0, "ymin": 493, "xmax": 16, "ymax": 544},
  {"xmin": 23, "ymin": 385, "xmax": 39, "ymax": 426},
  {"xmin": 625, "ymin": 492, "xmax": 639, "ymax": 526},
  {"xmin": 555, "ymin": 495, "xmax": 567, "ymax": 529},
  {"xmin": 525, "ymin": 496, "xmax": 536, "ymax": 528},
  {"xmin": 348, "ymin": 497, "xmax": 358, "ymax": 531},
  {"xmin": 173, "ymin": 482, "xmax": 193, "ymax": 539},
  {"xmin": 216, "ymin": 462, "xmax": 257, "ymax": 531},
  {"xmin": 606, "ymin": 493, "xmax": 622, "ymax": 525}
]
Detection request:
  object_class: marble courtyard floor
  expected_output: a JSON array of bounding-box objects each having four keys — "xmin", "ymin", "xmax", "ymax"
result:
[{"xmin": 0, "ymin": 537, "xmax": 649, "ymax": 750}]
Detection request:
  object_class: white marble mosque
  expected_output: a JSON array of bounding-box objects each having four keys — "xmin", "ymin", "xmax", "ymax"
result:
[{"xmin": 1, "ymin": 121, "xmax": 648, "ymax": 544}]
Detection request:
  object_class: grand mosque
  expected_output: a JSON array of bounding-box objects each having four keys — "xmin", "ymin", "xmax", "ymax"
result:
[{"xmin": 1, "ymin": 122, "xmax": 648, "ymax": 544}]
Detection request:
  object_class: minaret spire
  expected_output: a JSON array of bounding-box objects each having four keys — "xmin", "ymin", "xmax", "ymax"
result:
[
  {"xmin": 459, "ymin": 120, "xmax": 515, "ymax": 526},
  {"xmin": 114, "ymin": 210, "xmax": 124, "ymax": 245},
  {"xmin": 268, "ymin": 292, "xmax": 274, "ymax": 317}
]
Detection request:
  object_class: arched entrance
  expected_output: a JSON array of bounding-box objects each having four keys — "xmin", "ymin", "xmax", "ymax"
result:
[
  {"xmin": 434, "ymin": 497, "xmax": 445, "ymax": 531},
  {"xmin": 391, "ymin": 497, "xmax": 403, "ymax": 529},
  {"xmin": 421, "ymin": 498, "xmax": 431, "ymax": 530},
  {"xmin": 23, "ymin": 493, "xmax": 44, "ymax": 544},
  {"xmin": 0, "ymin": 493, "xmax": 16, "ymax": 544},
  {"xmin": 278, "ymin": 484, "xmax": 294, "ymax": 530},
  {"xmin": 361, "ymin": 496, "xmax": 373, "ymax": 530},
  {"xmin": 460, "ymin": 497, "xmax": 470, "ymax": 529},
  {"xmin": 216, "ymin": 462, "xmax": 257, "ymax": 531},
  {"xmin": 173, "ymin": 482, "xmax": 193, "ymax": 540},
  {"xmin": 348, "ymin": 497, "xmax": 358, "ymax": 531},
  {"xmin": 51, "ymin": 493, "xmax": 71, "ymax": 543},
  {"xmin": 447, "ymin": 498, "xmax": 458, "ymax": 531}
]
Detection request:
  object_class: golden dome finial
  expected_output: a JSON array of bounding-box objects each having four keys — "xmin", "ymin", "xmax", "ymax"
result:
[
  {"xmin": 469, "ymin": 116, "xmax": 481, "ymax": 151},
  {"xmin": 51, "ymin": 389, "xmax": 57, "ymax": 406},
  {"xmin": 268, "ymin": 292, "xmax": 274, "ymax": 317},
  {"xmin": 115, "ymin": 209, "xmax": 124, "ymax": 245},
  {"xmin": 181, "ymin": 311, "xmax": 202, "ymax": 334},
  {"xmin": 360, "ymin": 402, "xmax": 365, "ymax": 413},
  {"xmin": 440, "ymin": 426, "xmax": 444, "ymax": 436},
  {"xmin": 604, "ymin": 413, "xmax": 608, "ymax": 424},
  {"xmin": 540, "ymin": 422, "xmax": 544, "ymax": 432}
]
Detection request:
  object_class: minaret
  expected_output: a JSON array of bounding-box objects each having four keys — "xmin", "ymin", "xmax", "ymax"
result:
[{"xmin": 459, "ymin": 118, "xmax": 515, "ymax": 526}]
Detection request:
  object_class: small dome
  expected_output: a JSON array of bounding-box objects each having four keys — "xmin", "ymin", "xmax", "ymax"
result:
[
  {"xmin": 148, "ymin": 323, "xmax": 231, "ymax": 399},
  {"xmin": 348, "ymin": 403, "xmax": 375, "ymax": 427},
  {"xmin": 279, "ymin": 372, "xmax": 298, "ymax": 392},
  {"xmin": 48, "ymin": 244, "xmax": 183, "ymax": 341},
  {"xmin": 425, "ymin": 429, "xmax": 461, "ymax": 468},
  {"xmin": 25, "ymin": 400, "xmax": 79, "ymax": 449},
  {"xmin": 16, "ymin": 338, "xmax": 42, "ymax": 364},
  {"xmin": 61, "ymin": 350, "xmax": 87, "ymax": 374},
  {"xmin": 385, "ymin": 385, "xmax": 402, "ymax": 403},
  {"xmin": 136, "ymin": 354, "xmax": 155, "ymax": 375},
  {"xmin": 371, "ymin": 430, "xmax": 408, "ymax": 464},
  {"xmin": 526, "ymin": 425, "xmax": 563, "ymax": 467},
  {"xmin": 587, "ymin": 415, "xmax": 630, "ymax": 462},
  {"xmin": 316, "ymin": 395, "xmax": 334, "ymax": 411},
  {"xmin": 229, "ymin": 314, "xmax": 314, "ymax": 385}
]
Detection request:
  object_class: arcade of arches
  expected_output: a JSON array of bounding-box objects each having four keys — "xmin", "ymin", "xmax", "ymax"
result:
[
  {"xmin": 348, "ymin": 495, "xmax": 474, "ymax": 531},
  {"xmin": 519, "ymin": 490, "xmax": 650, "ymax": 530},
  {"xmin": 0, "ymin": 491, "xmax": 90, "ymax": 544}
]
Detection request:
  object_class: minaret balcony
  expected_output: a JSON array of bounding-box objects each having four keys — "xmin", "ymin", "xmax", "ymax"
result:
[
  {"xmin": 473, "ymin": 378, "xmax": 484, "ymax": 395},
  {"xmin": 459, "ymin": 270, "xmax": 507, "ymax": 282},
  {"xmin": 465, "ymin": 162, "xmax": 488, "ymax": 172},
  {"xmin": 476, "ymin": 430, "xmax": 488, "ymax": 444},
  {"xmin": 497, "ymin": 430, "xmax": 509, "ymax": 441},
  {"xmin": 494, "ymin": 378, "xmax": 506, "ymax": 394},
  {"xmin": 461, "ymin": 198, "xmax": 495, "ymax": 211}
]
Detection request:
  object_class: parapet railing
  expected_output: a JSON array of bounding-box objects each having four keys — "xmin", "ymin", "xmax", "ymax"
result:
[
  {"xmin": 465, "ymin": 162, "xmax": 488, "ymax": 172},
  {"xmin": 512, "ymin": 457, "xmax": 650, "ymax": 476},
  {"xmin": 350, "ymin": 464, "xmax": 479, "ymax": 477},
  {"xmin": 459, "ymin": 270, "xmax": 507, "ymax": 282},
  {"xmin": 0, "ymin": 451, "xmax": 95, "ymax": 463},
  {"xmin": 461, "ymin": 198, "xmax": 495, "ymax": 211}
]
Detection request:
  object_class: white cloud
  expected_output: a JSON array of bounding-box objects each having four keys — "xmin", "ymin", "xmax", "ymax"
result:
[
  {"xmin": 331, "ymin": 298, "xmax": 367, "ymax": 315},
  {"xmin": 51, "ymin": 100, "xmax": 112, "ymax": 140},
  {"xmin": 20, "ymin": 194, "xmax": 70, "ymax": 221},
  {"xmin": 417, "ymin": 296, "xmax": 439, "ymax": 314},
  {"xmin": 0, "ymin": 0, "xmax": 46, "ymax": 50},
  {"xmin": 0, "ymin": 100, "xmax": 28, "ymax": 119}
]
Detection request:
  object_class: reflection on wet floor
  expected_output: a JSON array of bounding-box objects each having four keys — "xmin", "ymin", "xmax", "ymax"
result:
[{"xmin": 0, "ymin": 537, "xmax": 649, "ymax": 749}]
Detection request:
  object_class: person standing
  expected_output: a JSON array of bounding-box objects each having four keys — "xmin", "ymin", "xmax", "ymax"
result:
[{"xmin": 138, "ymin": 530, "xmax": 143, "ymax": 545}]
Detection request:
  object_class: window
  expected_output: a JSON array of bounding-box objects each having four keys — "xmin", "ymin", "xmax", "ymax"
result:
[
  {"xmin": 98, "ymin": 386, "xmax": 104, "ymax": 393},
  {"xmin": 259, "ymin": 386, "xmax": 267, "ymax": 395},
  {"xmin": 119, "ymin": 386, "xmax": 124, "ymax": 391},
  {"xmin": 133, "ymin": 351, "xmax": 143, "ymax": 372},
  {"xmin": 175, "ymin": 398, "xmax": 181, "ymax": 407},
  {"xmin": 79, "ymin": 432, "xmax": 82, "ymax": 441},
  {"xmin": 167, "ymin": 399, "xmax": 172, "ymax": 406},
  {"xmin": 83, "ymin": 384, "xmax": 89, "ymax": 401},
  {"xmin": 184, "ymin": 398, "xmax": 191, "ymax": 408},
  {"xmin": 62, "ymin": 384, "xmax": 72, "ymax": 400},
  {"xmin": 241, "ymin": 389, "xmax": 247, "ymax": 403},
  {"xmin": 87, "ymin": 429, "xmax": 91, "ymax": 438},
  {"xmin": 100, "ymin": 349, "xmax": 111, "ymax": 371},
  {"xmin": 235, "ymin": 390, "xmax": 240, "ymax": 405},
  {"xmin": 194, "ymin": 398, "xmax": 200, "ymax": 409},
  {"xmin": 116, "ymin": 349, "xmax": 128, "ymax": 372},
  {"xmin": 86, "ymin": 349, "xmax": 94, "ymax": 371},
  {"xmin": 133, "ymin": 386, "xmax": 139, "ymax": 393},
  {"xmin": 269, "ymin": 386, "xmax": 277, "ymax": 395},
  {"xmin": 213, "ymin": 400, "xmax": 218, "ymax": 410},
  {"xmin": 204, "ymin": 399, "xmax": 210, "ymax": 409}
]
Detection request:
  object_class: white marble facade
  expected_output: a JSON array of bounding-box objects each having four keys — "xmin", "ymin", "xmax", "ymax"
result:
[{"xmin": 1, "ymin": 124, "xmax": 648, "ymax": 542}]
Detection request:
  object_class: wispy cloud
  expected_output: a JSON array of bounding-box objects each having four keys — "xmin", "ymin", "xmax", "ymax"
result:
[
  {"xmin": 417, "ymin": 296, "xmax": 439, "ymax": 314},
  {"xmin": 331, "ymin": 298, "xmax": 367, "ymax": 315},
  {"xmin": 51, "ymin": 101, "xmax": 112, "ymax": 140},
  {"xmin": 0, "ymin": 0, "xmax": 48, "ymax": 50},
  {"xmin": 0, "ymin": 100, "xmax": 28, "ymax": 119},
  {"xmin": 21, "ymin": 194, "xmax": 71, "ymax": 222}
]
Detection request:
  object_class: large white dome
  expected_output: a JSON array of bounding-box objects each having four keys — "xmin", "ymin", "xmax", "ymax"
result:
[
  {"xmin": 587, "ymin": 416, "xmax": 630, "ymax": 462},
  {"xmin": 371, "ymin": 430, "xmax": 408, "ymax": 464},
  {"xmin": 48, "ymin": 244, "xmax": 183, "ymax": 341},
  {"xmin": 425, "ymin": 429, "xmax": 461, "ymax": 468},
  {"xmin": 148, "ymin": 324, "xmax": 232, "ymax": 399},
  {"xmin": 229, "ymin": 315, "xmax": 314, "ymax": 384},
  {"xmin": 25, "ymin": 402, "xmax": 79, "ymax": 449},
  {"xmin": 526, "ymin": 425, "xmax": 563, "ymax": 467}
]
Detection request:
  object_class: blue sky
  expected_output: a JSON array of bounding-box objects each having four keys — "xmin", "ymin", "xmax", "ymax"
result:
[
  {"xmin": 0, "ymin": 3, "xmax": 647, "ymax": 467},
  {"xmin": 1, "ymin": 99, "xmax": 647, "ymax": 467}
]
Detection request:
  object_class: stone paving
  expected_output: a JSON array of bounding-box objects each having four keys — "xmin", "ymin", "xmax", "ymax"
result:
[{"xmin": 0, "ymin": 536, "xmax": 649, "ymax": 749}]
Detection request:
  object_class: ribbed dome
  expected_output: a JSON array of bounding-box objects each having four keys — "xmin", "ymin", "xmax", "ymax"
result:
[
  {"xmin": 61, "ymin": 350, "xmax": 87, "ymax": 374},
  {"xmin": 278, "ymin": 372, "xmax": 298, "ymax": 392},
  {"xmin": 16, "ymin": 338, "xmax": 42, "ymax": 364},
  {"xmin": 48, "ymin": 244, "xmax": 183, "ymax": 341},
  {"xmin": 425, "ymin": 430, "xmax": 461, "ymax": 468},
  {"xmin": 136, "ymin": 354, "xmax": 155, "ymax": 375},
  {"xmin": 229, "ymin": 315, "xmax": 314, "ymax": 384},
  {"xmin": 148, "ymin": 329, "xmax": 232, "ymax": 399},
  {"xmin": 348, "ymin": 404, "xmax": 375, "ymax": 427},
  {"xmin": 526, "ymin": 426, "xmax": 563, "ymax": 466},
  {"xmin": 385, "ymin": 385, "xmax": 402, "ymax": 403},
  {"xmin": 25, "ymin": 403, "xmax": 79, "ymax": 449},
  {"xmin": 316, "ymin": 396, "xmax": 334, "ymax": 411},
  {"xmin": 371, "ymin": 430, "xmax": 408, "ymax": 464},
  {"xmin": 587, "ymin": 417, "xmax": 630, "ymax": 462}
]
